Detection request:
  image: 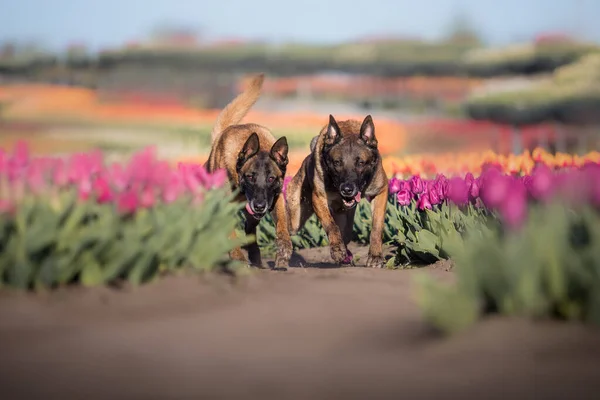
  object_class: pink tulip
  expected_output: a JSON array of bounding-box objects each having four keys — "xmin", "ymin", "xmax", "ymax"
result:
[
  {"xmin": 500, "ymin": 179, "xmax": 528, "ymax": 229},
  {"xmin": 464, "ymin": 172, "xmax": 475, "ymax": 188},
  {"xmin": 555, "ymin": 169, "xmax": 588, "ymax": 206},
  {"xmin": 77, "ymin": 178, "xmax": 92, "ymax": 201},
  {"xmin": 0, "ymin": 199, "xmax": 14, "ymax": 215},
  {"xmin": 53, "ymin": 160, "xmax": 68, "ymax": 187},
  {"xmin": 417, "ymin": 192, "xmax": 432, "ymax": 210},
  {"xmin": 163, "ymin": 172, "xmax": 184, "ymax": 204},
  {"xmin": 26, "ymin": 162, "xmax": 46, "ymax": 194},
  {"xmin": 448, "ymin": 177, "xmax": 468, "ymax": 206},
  {"xmin": 150, "ymin": 161, "xmax": 172, "ymax": 187},
  {"xmin": 428, "ymin": 185, "xmax": 441, "ymax": 205},
  {"xmin": 6, "ymin": 158, "xmax": 24, "ymax": 183},
  {"xmin": 109, "ymin": 163, "xmax": 128, "ymax": 191},
  {"xmin": 388, "ymin": 177, "xmax": 402, "ymax": 194},
  {"xmin": 206, "ymin": 168, "xmax": 227, "ymax": 189},
  {"xmin": 480, "ymin": 172, "xmax": 510, "ymax": 208},
  {"xmin": 469, "ymin": 177, "xmax": 481, "ymax": 202},
  {"xmin": 410, "ymin": 175, "xmax": 425, "ymax": 195},
  {"xmin": 584, "ymin": 164, "xmax": 600, "ymax": 207},
  {"xmin": 434, "ymin": 174, "xmax": 449, "ymax": 199},
  {"xmin": 140, "ymin": 186, "xmax": 155, "ymax": 208},
  {"xmin": 12, "ymin": 140, "xmax": 29, "ymax": 166},
  {"xmin": 128, "ymin": 147, "xmax": 156, "ymax": 184},
  {"xmin": 528, "ymin": 164, "xmax": 554, "ymax": 202},
  {"xmin": 93, "ymin": 175, "xmax": 113, "ymax": 204},
  {"xmin": 399, "ymin": 179, "xmax": 411, "ymax": 192},
  {"xmin": 396, "ymin": 189, "xmax": 412, "ymax": 206},
  {"xmin": 117, "ymin": 189, "xmax": 139, "ymax": 214}
]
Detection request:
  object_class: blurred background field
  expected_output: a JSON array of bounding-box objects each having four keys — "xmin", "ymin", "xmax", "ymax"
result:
[{"xmin": 1, "ymin": 0, "xmax": 599, "ymax": 174}]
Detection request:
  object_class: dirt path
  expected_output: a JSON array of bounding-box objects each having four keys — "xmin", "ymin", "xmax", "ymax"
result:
[{"xmin": 1, "ymin": 244, "xmax": 600, "ymax": 399}]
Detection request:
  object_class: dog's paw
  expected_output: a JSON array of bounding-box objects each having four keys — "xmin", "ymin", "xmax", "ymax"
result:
[
  {"xmin": 273, "ymin": 256, "xmax": 289, "ymax": 271},
  {"xmin": 274, "ymin": 238, "xmax": 292, "ymax": 271},
  {"xmin": 341, "ymin": 248, "xmax": 354, "ymax": 265},
  {"xmin": 330, "ymin": 243, "xmax": 347, "ymax": 264},
  {"xmin": 230, "ymin": 248, "xmax": 246, "ymax": 262},
  {"xmin": 366, "ymin": 254, "xmax": 385, "ymax": 268}
]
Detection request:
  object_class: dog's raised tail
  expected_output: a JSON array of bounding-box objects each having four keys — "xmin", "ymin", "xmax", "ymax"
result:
[{"xmin": 210, "ymin": 73, "xmax": 265, "ymax": 141}]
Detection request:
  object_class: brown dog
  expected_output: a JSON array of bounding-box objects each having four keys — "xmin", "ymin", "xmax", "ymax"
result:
[
  {"xmin": 205, "ymin": 74, "xmax": 292, "ymax": 270},
  {"xmin": 286, "ymin": 114, "xmax": 389, "ymax": 268}
]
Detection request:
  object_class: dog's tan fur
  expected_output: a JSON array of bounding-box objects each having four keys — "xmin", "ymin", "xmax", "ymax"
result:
[
  {"xmin": 205, "ymin": 74, "xmax": 292, "ymax": 270},
  {"xmin": 286, "ymin": 118, "xmax": 389, "ymax": 268}
]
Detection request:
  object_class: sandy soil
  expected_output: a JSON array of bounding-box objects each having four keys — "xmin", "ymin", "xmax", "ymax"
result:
[{"xmin": 1, "ymin": 244, "xmax": 600, "ymax": 400}]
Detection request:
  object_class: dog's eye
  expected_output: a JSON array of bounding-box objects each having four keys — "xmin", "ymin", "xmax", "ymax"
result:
[
  {"xmin": 333, "ymin": 160, "xmax": 342, "ymax": 167},
  {"xmin": 267, "ymin": 176, "xmax": 275, "ymax": 184},
  {"xmin": 357, "ymin": 160, "xmax": 365, "ymax": 167},
  {"xmin": 245, "ymin": 174, "xmax": 255, "ymax": 182}
]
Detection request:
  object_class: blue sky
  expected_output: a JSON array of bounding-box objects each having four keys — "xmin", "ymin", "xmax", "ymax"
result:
[{"xmin": 1, "ymin": 0, "xmax": 599, "ymax": 51}]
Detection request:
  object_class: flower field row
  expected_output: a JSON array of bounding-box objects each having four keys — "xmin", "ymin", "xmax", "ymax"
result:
[
  {"xmin": 384, "ymin": 148, "xmax": 600, "ymax": 178},
  {"xmin": 277, "ymin": 157, "xmax": 600, "ymax": 333},
  {"xmin": 0, "ymin": 141, "xmax": 246, "ymax": 289},
  {"xmin": 3, "ymin": 140, "xmax": 600, "ymax": 334}
]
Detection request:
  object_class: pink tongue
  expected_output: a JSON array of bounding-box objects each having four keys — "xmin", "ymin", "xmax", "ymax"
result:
[
  {"xmin": 245, "ymin": 203, "xmax": 255, "ymax": 215},
  {"xmin": 355, "ymin": 192, "xmax": 362, "ymax": 202}
]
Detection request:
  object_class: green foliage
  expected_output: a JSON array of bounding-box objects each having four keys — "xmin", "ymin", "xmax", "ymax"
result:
[
  {"xmin": 0, "ymin": 188, "xmax": 247, "ymax": 290},
  {"xmin": 465, "ymin": 52, "xmax": 600, "ymax": 125},
  {"xmin": 416, "ymin": 202, "xmax": 600, "ymax": 334},
  {"xmin": 385, "ymin": 199, "xmax": 492, "ymax": 267},
  {"xmin": 253, "ymin": 196, "xmax": 492, "ymax": 267},
  {"xmin": 251, "ymin": 213, "xmax": 328, "ymax": 257}
]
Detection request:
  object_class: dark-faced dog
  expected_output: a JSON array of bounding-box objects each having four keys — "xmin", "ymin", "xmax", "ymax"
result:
[
  {"xmin": 286, "ymin": 114, "xmax": 388, "ymax": 268},
  {"xmin": 205, "ymin": 74, "xmax": 292, "ymax": 270}
]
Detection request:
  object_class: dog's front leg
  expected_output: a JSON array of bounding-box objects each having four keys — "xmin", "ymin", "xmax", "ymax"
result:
[
  {"xmin": 366, "ymin": 190, "xmax": 387, "ymax": 268},
  {"xmin": 243, "ymin": 216, "xmax": 265, "ymax": 268},
  {"xmin": 229, "ymin": 230, "xmax": 246, "ymax": 263},
  {"xmin": 271, "ymin": 194, "xmax": 292, "ymax": 271},
  {"xmin": 311, "ymin": 191, "xmax": 346, "ymax": 264}
]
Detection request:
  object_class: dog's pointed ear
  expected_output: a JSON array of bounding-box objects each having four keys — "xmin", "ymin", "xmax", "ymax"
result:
[
  {"xmin": 238, "ymin": 133, "xmax": 260, "ymax": 164},
  {"xmin": 270, "ymin": 136, "xmax": 289, "ymax": 169},
  {"xmin": 359, "ymin": 115, "xmax": 377, "ymax": 148},
  {"xmin": 324, "ymin": 114, "xmax": 341, "ymax": 146}
]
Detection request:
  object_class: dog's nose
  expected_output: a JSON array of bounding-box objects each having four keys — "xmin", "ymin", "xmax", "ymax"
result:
[
  {"xmin": 340, "ymin": 183, "xmax": 356, "ymax": 197},
  {"xmin": 252, "ymin": 200, "xmax": 267, "ymax": 214}
]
